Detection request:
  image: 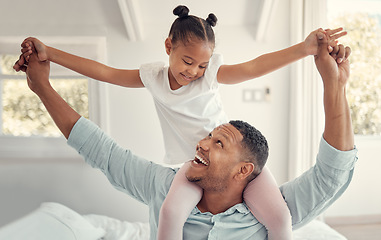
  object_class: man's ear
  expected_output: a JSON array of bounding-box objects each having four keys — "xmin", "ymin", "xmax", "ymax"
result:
[
  {"xmin": 234, "ymin": 162, "xmax": 254, "ymax": 181},
  {"xmin": 165, "ymin": 38, "xmax": 172, "ymax": 55}
]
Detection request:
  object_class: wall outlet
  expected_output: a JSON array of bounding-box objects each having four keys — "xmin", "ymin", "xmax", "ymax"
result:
[{"xmin": 242, "ymin": 88, "xmax": 270, "ymax": 102}]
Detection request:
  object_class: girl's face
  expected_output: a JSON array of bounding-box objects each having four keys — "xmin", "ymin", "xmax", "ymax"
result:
[{"xmin": 165, "ymin": 38, "xmax": 213, "ymax": 90}]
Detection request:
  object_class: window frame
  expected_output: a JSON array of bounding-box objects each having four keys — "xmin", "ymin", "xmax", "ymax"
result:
[{"xmin": 0, "ymin": 36, "xmax": 109, "ymax": 160}]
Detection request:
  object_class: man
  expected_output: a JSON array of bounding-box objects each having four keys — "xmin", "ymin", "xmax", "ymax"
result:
[{"xmin": 19, "ymin": 32, "xmax": 357, "ymax": 239}]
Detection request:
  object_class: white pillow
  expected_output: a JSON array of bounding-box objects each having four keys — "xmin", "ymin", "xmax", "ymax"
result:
[{"xmin": 0, "ymin": 202, "xmax": 105, "ymax": 240}]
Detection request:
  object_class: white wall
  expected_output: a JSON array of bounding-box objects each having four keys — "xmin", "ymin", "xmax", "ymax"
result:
[{"xmin": 325, "ymin": 137, "xmax": 381, "ymax": 218}]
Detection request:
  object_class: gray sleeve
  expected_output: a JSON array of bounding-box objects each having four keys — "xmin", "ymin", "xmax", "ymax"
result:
[
  {"xmin": 67, "ymin": 117, "xmax": 173, "ymax": 205},
  {"xmin": 280, "ymin": 136, "xmax": 358, "ymax": 229}
]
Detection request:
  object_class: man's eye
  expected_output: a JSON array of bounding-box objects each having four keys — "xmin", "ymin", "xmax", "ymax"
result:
[
  {"xmin": 183, "ymin": 60, "xmax": 191, "ymax": 65},
  {"xmin": 199, "ymin": 65, "xmax": 207, "ymax": 69},
  {"xmin": 217, "ymin": 140, "xmax": 223, "ymax": 147}
]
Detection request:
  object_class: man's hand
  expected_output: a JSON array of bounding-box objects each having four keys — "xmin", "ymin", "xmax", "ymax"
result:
[
  {"xmin": 13, "ymin": 37, "xmax": 48, "ymax": 72},
  {"xmin": 314, "ymin": 31, "xmax": 351, "ymax": 90},
  {"xmin": 315, "ymin": 31, "xmax": 354, "ymax": 151},
  {"xmin": 26, "ymin": 53, "xmax": 51, "ymax": 95},
  {"xmin": 22, "ymin": 52, "xmax": 80, "ymax": 139}
]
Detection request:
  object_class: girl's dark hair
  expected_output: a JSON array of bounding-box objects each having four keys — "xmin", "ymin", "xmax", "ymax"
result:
[
  {"xmin": 229, "ymin": 120, "xmax": 269, "ymax": 182},
  {"xmin": 168, "ymin": 5, "xmax": 217, "ymax": 48}
]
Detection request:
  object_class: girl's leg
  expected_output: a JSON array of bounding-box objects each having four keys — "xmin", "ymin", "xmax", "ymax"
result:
[
  {"xmin": 157, "ymin": 162, "xmax": 203, "ymax": 240},
  {"xmin": 244, "ymin": 166, "xmax": 293, "ymax": 240}
]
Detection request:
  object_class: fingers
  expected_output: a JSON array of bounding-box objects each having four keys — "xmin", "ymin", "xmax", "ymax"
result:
[
  {"xmin": 344, "ymin": 46, "xmax": 351, "ymax": 61},
  {"xmin": 325, "ymin": 27, "xmax": 342, "ymax": 34},
  {"xmin": 17, "ymin": 54, "xmax": 25, "ymax": 66},
  {"xmin": 13, "ymin": 60, "xmax": 21, "ymax": 72},
  {"xmin": 14, "ymin": 37, "xmax": 44, "ymax": 73},
  {"xmin": 316, "ymin": 28, "xmax": 326, "ymax": 40},
  {"xmin": 315, "ymin": 29, "xmax": 336, "ymax": 53},
  {"xmin": 336, "ymin": 44, "xmax": 345, "ymax": 63},
  {"xmin": 325, "ymin": 28, "xmax": 347, "ymax": 46},
  {"xmin": 13, "ymin": 57, "xmax": 28, "ymax": 72},
  {"xmin": 316, "ymin": 31, "xmax": 330, "ymax": 59},
  {"xmin": 325, "ymin": 27, "xmax": 345, "ymax": 36},
  {"xmin": 21, "ymin": 45, "xmax": 32, "ymax": 62},
  {"xmin": 20, "ymin": 40, "xmax": 34, "ymax": 63},
  {"xmin": 329, "ymin": 31, "xmax": 347, "ymax": 41},
  {"xmin": 325, "ymin": 27, "xmax": 347, "ymax": 54},
  {"xmin": 13, "ymin": 54, "xmax": 25, "ymax": 71},
  {"xmin": 21, "ymin": 46, "xmax": 31, "ymax": 54},
  {"xmin": 19, "ymin": 65, "xmax": 27, "ymax": 73},
  {"xmin": 331, "ymin": 44, "xmax": 340, "ymax": 57},
  {"xmin": 21, "ymin": 37, "xmax": 36, "ymax": 47},
  {"xmin": 330, "ymin": 44, "xmax": 351, "ymax": 64}
]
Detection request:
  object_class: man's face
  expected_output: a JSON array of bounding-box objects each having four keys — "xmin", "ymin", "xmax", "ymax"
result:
[{"xmin": 185, "ymin": 123, "xmax": 244, "ymax": 192}]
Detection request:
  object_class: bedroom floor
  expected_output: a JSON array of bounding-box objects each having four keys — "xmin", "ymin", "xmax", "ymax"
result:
[{"xmin": 329, "ymin": 223, "xmax": 381, "ymax": 240}]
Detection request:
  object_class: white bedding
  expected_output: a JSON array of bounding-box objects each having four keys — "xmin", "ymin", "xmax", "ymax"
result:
[
  {"xmin": 0, "ymin": 202, "xmax": 347, "ymax": 240},
  {"xmin": 83, "ymin": 214, "xmax": 149, "ymax": 240},
  {"xmin": 0, "ymin": 202, "xmax": 105, "ymax": 240}
]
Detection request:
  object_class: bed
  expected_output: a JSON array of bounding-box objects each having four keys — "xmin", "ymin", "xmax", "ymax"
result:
[{"xmin": 0, "ymin": 202, "xmax": 347, "ymax": 240}]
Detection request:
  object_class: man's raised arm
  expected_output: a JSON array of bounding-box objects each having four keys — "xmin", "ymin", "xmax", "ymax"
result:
[
  {"xmin": 314, "ymin": 32, "xmax": 354, "ymax": 151},
  {"xmin": 25, "ymin": 53, "xmax": 81, "ymax": 139},
  {"xmin": 279, "ymin": 32, "xmax": 357, "ymax": 230},
  {"xmin": 23, "ymin": 53, "xmax": 169, "ymax": 208}
]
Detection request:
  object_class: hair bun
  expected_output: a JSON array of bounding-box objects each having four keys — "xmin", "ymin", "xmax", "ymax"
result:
[
  {"xmin": 206, "ymin": 13, "xmax": 217, "ymax": 27},
  {"xmin": 173, "ymin": 5, "xmax": 189, "ymax": 18}
]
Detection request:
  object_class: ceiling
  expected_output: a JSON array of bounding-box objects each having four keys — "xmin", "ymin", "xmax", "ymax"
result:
[{"xmin": 117, "ymin": 0, "xmax": 277, "ymax": 41}]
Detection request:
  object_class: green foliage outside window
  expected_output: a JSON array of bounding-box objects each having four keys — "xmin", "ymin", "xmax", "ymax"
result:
[
  {"xmin": 329, "ymin": 13, "xmax": 381, "ymax": 135},
  {"xmin": 1, "ymin": 55, "xmax": 89, "ymax": 137}
]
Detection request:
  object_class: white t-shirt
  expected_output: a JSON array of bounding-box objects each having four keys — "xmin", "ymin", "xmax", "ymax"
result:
[{"xmin": 139, "ymin": 54, "xmax": 228, "ymax": 164}]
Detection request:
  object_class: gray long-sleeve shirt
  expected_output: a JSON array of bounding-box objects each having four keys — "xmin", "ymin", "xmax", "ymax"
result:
[{"xmin": 67, "ymin": 117, "xmax": 358, "ymax": 240}]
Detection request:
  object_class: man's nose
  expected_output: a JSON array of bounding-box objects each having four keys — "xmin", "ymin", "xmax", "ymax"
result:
[{"xmin": 197, "ymin": 138, "xmax": 209, "ymax": 151}]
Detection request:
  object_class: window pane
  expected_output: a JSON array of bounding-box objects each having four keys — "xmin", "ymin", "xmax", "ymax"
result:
[
  {"xmin": 0, "ymin": 54, "xmax": 24, "ymax": 75},
  {"xmin": 2, "ymin": 78, "xmax": 88, "ymax": 137},
  {"xmin": 328, "ymin": 0, "xmax": 381, "ymax": 135}
]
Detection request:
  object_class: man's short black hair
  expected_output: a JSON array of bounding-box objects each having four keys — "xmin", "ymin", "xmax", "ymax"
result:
[{"xmin": 229, "ymin": 120, "xmax": 269, "ymax": 182}]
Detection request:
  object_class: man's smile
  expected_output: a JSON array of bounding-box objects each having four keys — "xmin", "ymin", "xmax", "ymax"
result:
[{"xmin": 192, "ymin": 151, "xmax": 209, "ymax": 167}]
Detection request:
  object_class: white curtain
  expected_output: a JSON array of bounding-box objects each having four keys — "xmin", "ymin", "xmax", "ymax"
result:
[{"xmin": 288, "ymin": 0, "xmax": 326, "ymax": 180}]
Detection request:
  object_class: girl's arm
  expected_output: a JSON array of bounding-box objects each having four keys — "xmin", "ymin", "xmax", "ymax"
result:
[
  {"xmin": 15, "ymin": 37, "xmax": 144, "ymax": 88},
  {"xmin": 217, "ymin": 28, "xmax": 346, "ymax": 85}
]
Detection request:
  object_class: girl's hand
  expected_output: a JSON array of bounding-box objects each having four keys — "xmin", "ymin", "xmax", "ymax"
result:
[
  {"xmin": 13, "ymin": 37, "xmax": 48, "ymax": 72},
  {"xmin": 304, "ymin": 27, "xmax": 347, "ymax": 60}
]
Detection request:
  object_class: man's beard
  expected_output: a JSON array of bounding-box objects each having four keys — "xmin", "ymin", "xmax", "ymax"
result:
[
  {"xmin": 186, "ymin": 175, "xmax": 201, "ymax": 182},
  {"xmin": 187, "ymin": 175, "xmax": 228, "ymax": 192}
]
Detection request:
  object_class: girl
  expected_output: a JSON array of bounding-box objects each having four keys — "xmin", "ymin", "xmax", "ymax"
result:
[{"xmin": 15, "ymin": 5, "xmax": 345, "ymax": 240}]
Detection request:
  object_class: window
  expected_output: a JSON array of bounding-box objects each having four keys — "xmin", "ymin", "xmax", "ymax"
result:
[
  {"xmin": 0, "ymin": 37, "xmax": 107, "ymax": 159},
  {"xmin": 323, "ymin": 0, "xmax": 381, "ymax": 219},
  {"xmin": 1, "ymin": 55, "xmax": 89, "ymax": 137},
  {"xmin": 327, "ymin": 0, "xmax": 381, "ymax": 136}
]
